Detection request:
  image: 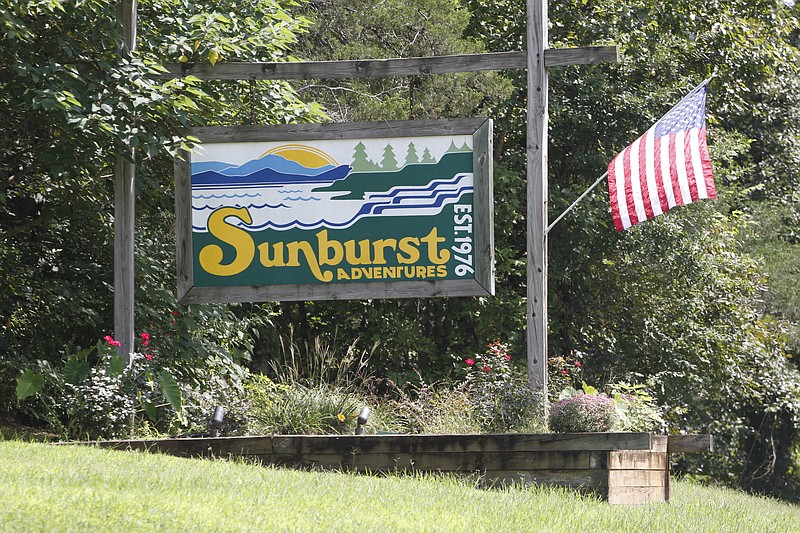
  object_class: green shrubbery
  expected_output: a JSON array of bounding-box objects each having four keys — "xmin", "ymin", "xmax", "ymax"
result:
[
  {"xmin": 245, "ymin": 375, "xmax": 367, "ymax": 435},
  {"xmin": 15, "ymin": 336, "xmax": 186, "ymax": 440},
  {"xmin": 548, "ymin": 382, "xmax": 666, "ymax": 434},
  {"xmin": 14, "ymin": 335, "xmax": 671, "ymax": 440},
  {"xmin": 549, "ymin": 394, "xmax": 617, "ymax": 433}
]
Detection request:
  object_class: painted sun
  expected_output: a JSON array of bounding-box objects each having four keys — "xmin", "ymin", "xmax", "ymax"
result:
[{"xmin": 262, "ymin": 144, "xmax": 338, "ymax": 169}]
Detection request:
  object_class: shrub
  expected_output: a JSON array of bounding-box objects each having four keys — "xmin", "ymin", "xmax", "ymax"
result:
[
  {"xmin": 16, "ymin": 335, "xmax": 186, "ymax": 440},
  {"xmin": 245, "ymin": 374, "xmax": 368, "ymax": 435},
  {"xmin": 547, "ymin": 351, "xmax": 584, "ymax": 403},
  {"xmin": 549, "ymin": 394, "xmax": 618, "ymax": 433},
  {"xmin": 381, "ymin": 378, "xmax": 483, "ymax": 434},
  {"xmin": 609, "ymin": 382, "xmax": 666, "ymax": 433},
  {"xmin": 462, "ymin": 342, "xmax": 544, "ymax": 432}
]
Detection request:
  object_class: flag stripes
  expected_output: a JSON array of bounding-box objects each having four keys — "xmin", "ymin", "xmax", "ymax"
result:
[{"xmin": 608, "ymin": 80, "xmax": 716, "ymax": 232}]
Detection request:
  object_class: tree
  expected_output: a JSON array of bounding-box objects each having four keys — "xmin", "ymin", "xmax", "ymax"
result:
[
  {"xmin": 0, "ymin": 0, "xmax": 322, "ymax": 424},
  {"xmin": 463, "ymin": 0, "xmax": 800, "ymax": 498}
]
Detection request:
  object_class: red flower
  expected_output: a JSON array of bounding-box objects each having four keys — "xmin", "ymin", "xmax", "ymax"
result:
[
  {"xmin": 104, "ymin": 335, "xmax": 121, "ymax": 347},
  {"xmin": 145, "ymin": 354, "xmax": 153, "ymax": 361},
  {"xmin": 465, "ymin": 358, "xmax": 475, "ymax": 366},
  {"xmin": 483, "ymin": 366, "xmax": 491, "ymax": 372},
  {"xmin": 139, "ymin": 332, "xmax": 150, "ymax": 347},
  {"xmin": 561, "ymin": 370, "xmax": 569, "ymax": 375},
  {"xmin": 172, "ymin": 310, "xmax": 180, "ymax": 316},
  {"xmin": 574, "ymin": 361, "xmax": 582, "ymax": 367}
]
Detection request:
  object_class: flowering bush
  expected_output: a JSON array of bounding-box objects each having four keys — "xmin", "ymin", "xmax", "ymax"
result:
[
  {"xmin": 16, "ymin": 333, "xmax": 185, "ymax": 439},
  {"xmin": 547, "ymin": 351, "xmax": 584, "ymax": 403},
  {"xmin": 549, "ymin": 381, "xmax": 665, "ymax": 433},
  {"xmin": 548, "ymin": 393, "xmax": 618, "ymax": 433},
  {"xmin": 463, "ymin": 342, "xmax": 542, "ymax": 432}
]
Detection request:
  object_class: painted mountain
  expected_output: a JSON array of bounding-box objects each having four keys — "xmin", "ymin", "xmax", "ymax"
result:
[{"xmin": 192, "ymin": 153, "xmax": 352, "ymax": 188}]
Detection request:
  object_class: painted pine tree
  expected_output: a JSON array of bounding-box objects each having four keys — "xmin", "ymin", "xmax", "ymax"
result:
[
  {"xmin": 405, "ymin": 142, "xmax": 419, "ymax": 166},
  {"xmin": 381, "ymin": 143, "xmax": 398, "ymax": 170}
]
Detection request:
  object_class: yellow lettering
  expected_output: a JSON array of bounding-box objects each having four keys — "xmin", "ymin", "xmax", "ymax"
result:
[
  {"xmin": 258, "ymin": 242, "xmax": 286, "ymax": 267},
  {"xmin": 337, "ymin": 268, "xmax": 350, "ymax": 280},
  {"xmin": 345, "ymin": 239, "xmax": 372, "ymax": 265},
  {"xmin": 199, "ymin": 207, "xmax": 255, "ymax": 277},
  {"xmin": 371, "ymin": 239, "xmax": 397, "ymax": 265},
  {"xmin": 437, "ymin": 265, "xmax": 447, "ymax": 277},
  {"xmin": 397, "ymin": 237, "xmax": 420, "ymax": 264},
  {"xmin": 317, "ymin": 230, "xmax": 344, "ymax": 265},
  {"xmin": 420, "ymin": 228, "xmax": 450, "ymax": 264},
  {"xmin": 286, "ymin": 241, "xmax": 332, "ymax": 282},
  {"xmin": 416, "ymin": 266, "xmax": 427, "ymax": 278}
]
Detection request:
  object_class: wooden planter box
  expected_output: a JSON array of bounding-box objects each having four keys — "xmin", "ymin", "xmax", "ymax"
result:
[{"xmin": 80, "ymin": 432, "xmax": 711, "ymax": 505}]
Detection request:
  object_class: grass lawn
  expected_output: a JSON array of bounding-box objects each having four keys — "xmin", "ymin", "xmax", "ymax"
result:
[{"xmin": 1, "ymin": 440, "xmax": 798, "ymax": 532}]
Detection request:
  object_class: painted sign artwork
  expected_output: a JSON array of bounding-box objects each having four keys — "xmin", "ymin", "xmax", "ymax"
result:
[{"xmin": 175, "ymin": 119, "xmax": 493, "ymax": 303}]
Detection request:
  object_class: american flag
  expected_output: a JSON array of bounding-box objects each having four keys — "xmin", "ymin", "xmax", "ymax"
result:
[{"xmin": 607, "ymin": 80, "xmax": 716, "ymax": 232}]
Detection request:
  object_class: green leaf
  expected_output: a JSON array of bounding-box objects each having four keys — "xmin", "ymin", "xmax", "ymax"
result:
[
  {"xmin": 107, "ymin": 355, "xmax": 126, "ymax": 376},
  {"xmin": 581, "ymin": 381, "xmax": 598, "ymax": 396},
  {"xmin": 16, "ymin": 370, "xmax": 45, "ymax": 400},
  {"xmin": 159, "ymin": 370, "xmax": 183, "ymax": 413},
  {"xmin": 143, "ymin": 400, "xmax": 158, "ymax": 422},
  {"xmin": 63, "ymin": 358, "xmax": 91, "ymax": 385}
]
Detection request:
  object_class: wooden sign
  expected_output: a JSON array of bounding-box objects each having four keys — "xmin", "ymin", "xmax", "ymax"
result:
[{"xmin": 174, "ymin": 118, "xmax": 494, "ymax": 303}]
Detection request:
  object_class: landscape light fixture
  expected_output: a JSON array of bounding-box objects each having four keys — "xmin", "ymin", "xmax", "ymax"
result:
[
  {"xmin": 355, "ymin": 406, "xmax": 371, "ymax": 435},
  {"xmin": 209, "ymin": 406, "xmax": 225, "ymax": 437}
]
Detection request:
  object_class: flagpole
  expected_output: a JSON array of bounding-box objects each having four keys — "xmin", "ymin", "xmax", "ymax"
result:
[{"xmin": 546, "ymin": 170, "xmax": 608, "ymax": 234}]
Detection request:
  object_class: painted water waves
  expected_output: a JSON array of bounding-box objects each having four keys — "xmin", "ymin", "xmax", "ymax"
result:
[{"xmin": 190, "ymin": 138, "xmax": 474, "ymax": 233}]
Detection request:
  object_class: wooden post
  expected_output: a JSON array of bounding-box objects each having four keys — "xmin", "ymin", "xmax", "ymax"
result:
[
  {"xmin": 114, "ymin": 1, "xmax": 137, "ymax": 363},
  {"xmin": 526, "ymin": 0, "xmax": 549, "ymax": 404}
]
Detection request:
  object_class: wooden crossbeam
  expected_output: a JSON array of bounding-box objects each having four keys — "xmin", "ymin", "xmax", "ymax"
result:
[
  {"xmin": 157, "ymin": 46, "xmax": 619, "ymax": 80},
  {"xmin": 667, "ymin": 434, "xmax": 714, "ymax": 453}
]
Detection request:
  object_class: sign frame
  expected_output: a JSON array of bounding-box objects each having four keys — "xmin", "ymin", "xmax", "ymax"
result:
[{"xmin": 174, "ymin": 118, "xmax": 493, "ymax": 304}]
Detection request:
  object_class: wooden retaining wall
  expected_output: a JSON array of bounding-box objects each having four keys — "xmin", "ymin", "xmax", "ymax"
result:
[{"xmin": 81, "ymin": 432, "xmax": 712, "ymax": 505}]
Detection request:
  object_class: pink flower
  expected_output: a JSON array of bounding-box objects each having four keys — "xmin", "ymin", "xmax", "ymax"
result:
[
  {"xmin": 139, "ymin": 332, "xmax": 150, "ymax": 347},
  {"xmin": 104, "ymin": 335, "xmax": 121, "ymax": 347},
  {"xmin": 145, "ymin": 354, "xmax": 153, "ymax": 361},
  {"xmin": 483, "ymin": 366, "xmax": 491, "ymax": 372},
  {"xmin": 561, "ymin": 370, "xmax": 569, "ymax": 375},
  {"xmin": 574, "ymin": 361, "xmax": 582, "ymax": 367},
  {"xmin": 504, "ymin": 354, "xmax": 511, "ymax": 361},
  {"xmin": 465, "ymin": 358, "xmax": 475, "ymax": 366}
]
